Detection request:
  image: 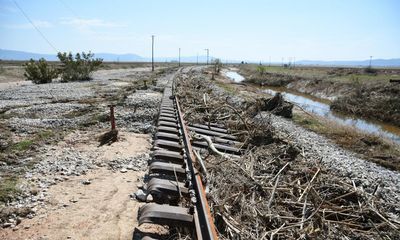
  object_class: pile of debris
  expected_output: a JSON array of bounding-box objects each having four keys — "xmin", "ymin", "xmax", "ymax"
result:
[{"xmin": 176, "ymin": 68, "xmax": 400, "ymax": 239}]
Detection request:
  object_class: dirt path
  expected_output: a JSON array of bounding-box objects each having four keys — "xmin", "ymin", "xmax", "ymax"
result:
[
  {"xmin": 1, "ymin": 169, "xmax": 143, "ymax": 240},
  {"xmin": 0, "ymin": 131, "xmax": 150, "ymax": 240}
]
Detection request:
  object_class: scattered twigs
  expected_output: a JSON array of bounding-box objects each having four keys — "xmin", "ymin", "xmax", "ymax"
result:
[
  {"xmin": 267, "ymin": 175, "xmax": 280, "ymax": 215},
  {"xmin": 269, "ymin": 223, "xmax": 285, "ymax": 240},
  {"xmin": 193, "ymin": 149, "xmax": 209, "ymax": 180},
  {"xmin": 175, "ymin": 68, "xmax": 400, "ymax": 240},
  {"xmin": 297, "ymin": 168, "xmax": 320, "ymax": 202},
  {"xmin": 368, "ymin": 206, "xmax": 399, "ymax": 230},
  {"xmin": 300, "ymin": 196, "xmax": 307, "ymax": 230},
  {"xmin": 270, "ymin": 162, "xmax": 290, "ymax": 183},
  {"xmin": 192, "ymin": 133, "xmax": 225, "ymax": 157}
]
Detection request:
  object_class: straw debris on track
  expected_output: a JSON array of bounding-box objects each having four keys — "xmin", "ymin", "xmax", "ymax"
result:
[{"xmin": 176, "ymin": 67, "xmax": 400, "ymax": 239}]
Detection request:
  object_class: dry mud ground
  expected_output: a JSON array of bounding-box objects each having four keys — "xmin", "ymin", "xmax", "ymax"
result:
[{"xmin": 0, "ymin": 65, "xmax": 173, "ymax": 239}]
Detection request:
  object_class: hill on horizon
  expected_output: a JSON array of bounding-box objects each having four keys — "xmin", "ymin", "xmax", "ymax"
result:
[{"xmin": 1, "ymin": 49, "xmax": 399, "ymax": 67}]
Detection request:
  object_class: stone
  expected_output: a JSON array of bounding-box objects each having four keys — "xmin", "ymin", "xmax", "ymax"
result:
[
  {"xmin": 126, "ymin": 165, "xmax": 134, "ymax": 170},
  {"xmin": 120, "ymin": 168, "xmax": 128, "ymax": 173},
  {"xmin": 82, "ymin": 179, "xmax": 91, "ymax": 185},
  {"xmin": 146, "ymin": 194, "xmax": 153, "ymax": 202},
  {"xmin": 3, "ymin": 223, "xmax": 12, "ymax": 228},
  {"xmin": 134, "ymin": 189, "xmax": 147, "ymax": 202}
]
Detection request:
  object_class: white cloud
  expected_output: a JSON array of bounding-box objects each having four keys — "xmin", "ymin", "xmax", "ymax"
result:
[
  {"xmin": 2, "ymin": 20, "xmax": 53, "ymax": 29},
  {"xmin": 60, "ymin": 17, "xmax": 126, "ymax": 29}
]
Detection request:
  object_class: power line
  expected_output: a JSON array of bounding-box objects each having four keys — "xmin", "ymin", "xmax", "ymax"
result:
[
  {"xmin": 13, "ymin": 0, "xmax": 58, "ymax": 53},
  {"xmin": 58, "ymin": 0, "xmax": 80, "ymax": 18}
]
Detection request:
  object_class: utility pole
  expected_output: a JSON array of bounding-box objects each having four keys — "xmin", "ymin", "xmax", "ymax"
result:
[
  {"xmin": 269, "ymin": 56, "xmax": 271, "ymax": 67},
  {"xmin": 204, "ymin": 48, "xmax": 209, "ymax": 65},
  {"xmin": 178, "ymin": 48, "xmax": 181, "ymax": 67},
  {"xmin": 293, "ymin": 57, "xmax": 296, "ymax": 68},
  {"xmin": 369, "ymin": 56, "xmax": 373, "ymax": 68},
  {"xmin": 196, "ymin": 53, "xmax": 199, "ymax": 65},
  {"xmin": 151, "ymin": 35, "xmax": 154, "ymax": 72}
]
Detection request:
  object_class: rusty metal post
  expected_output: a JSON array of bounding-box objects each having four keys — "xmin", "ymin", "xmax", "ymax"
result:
[{"xmin": 109, "ymin": 105, "xmax": 116, "ymax": 130}]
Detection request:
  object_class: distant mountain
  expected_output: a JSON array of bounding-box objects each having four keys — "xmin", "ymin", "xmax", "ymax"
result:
[
  {"xmin": 0, "ymin": 49, "xmax": 145, "ymax": 62},
  {"xmin": 0, "ymin": 49, "xmax": 58, "ymax": 61},
  {"xmin": 297, "ymin": 59, "xmax": 400, "ymax": 67},
  {"xmin": 1, "ymin": 49, "xmax": 399, "ymax": 66},
  {"xmin": 95, "ymin": 53, "xmax": 145, "ymax": 62}
]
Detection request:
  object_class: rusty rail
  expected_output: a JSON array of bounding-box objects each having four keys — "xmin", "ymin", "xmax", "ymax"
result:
[
  {"xmin": 175, "ymin": 94, "xmax": 218, "ymax": 239},
  {"xmin": 136, "ymin": 74, "xmax": 241, "ymax": 239}
]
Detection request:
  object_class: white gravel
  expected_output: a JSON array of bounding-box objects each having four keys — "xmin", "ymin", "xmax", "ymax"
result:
[{"xmin": 261, "ymin": 112, "xmax": 400, "ymax": 205}]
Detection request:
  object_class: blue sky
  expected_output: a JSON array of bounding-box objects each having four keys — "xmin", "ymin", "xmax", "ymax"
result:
[{"xmin": 0, "ymin": 0, "xmax": 399, "ymax": 61}]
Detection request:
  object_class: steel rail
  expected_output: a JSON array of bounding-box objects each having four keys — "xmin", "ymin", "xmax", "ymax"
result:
[{"xmin": 175, "ymin": 94, "xmax": 218, "ymax": 240}]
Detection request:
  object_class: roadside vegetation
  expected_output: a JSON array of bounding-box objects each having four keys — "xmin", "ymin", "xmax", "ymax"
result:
[
  {"xmin": 239, "ymin": 64, "xmax": 400, "ymax": 127},
  {"xmin": 24, "ymin": 58, "xmax": 58, "ymax": 84},
  {"xmin": 214, "ymin": 77, "xmax": 400, "ymax": 171},
  {"xmin": 293, "ymin": 111, "xmax": 400, "ymax": 171},
  {"xmin": 57, "ymin": 52, "xmax": 102, "ymax": 82},
  {"xmin": 22, "ymin": 51, "xmax": 103, "ymax": 84}
]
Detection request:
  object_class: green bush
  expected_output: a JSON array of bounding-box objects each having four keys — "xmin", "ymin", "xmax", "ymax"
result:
[
  {"xmin": 256, "ymin": 65, "xmax": 267, "ymax": 76},
  {"xmin": 24, "ymin": 58, "xmax": 59, "ymax": 84},
  {"xmin": 213, "ymin": 58, "xmax": 222, "ymax": 73},
  {"xmin": 57, "ymin": 51, "xmax": 103, "ymax": 82}
]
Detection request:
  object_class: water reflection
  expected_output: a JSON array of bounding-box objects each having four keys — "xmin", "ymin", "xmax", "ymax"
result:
[
  {"xmin": 225, "ymin": 71, "xmax": 245, "ymax": 82},
  {"xmin": 263, "ymin": 87, "xmax": 400, "ymax": 144}
]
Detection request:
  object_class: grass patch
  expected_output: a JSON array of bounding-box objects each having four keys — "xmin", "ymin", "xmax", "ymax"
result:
[
  {"xmin": 215, "ymin": 81, "xmax": 238, "ymax": 94},
  {"xmin": 0, "ymin": 176, "xmax": 21, "ymax": 203},
  {"xmin": 239, "ymin": 64, "xmax": 400, "ymax": 84},
  {"xmin": 12, "ymin": 140, "xmax": 34, "ymax": 151},
  {"xmin": 293, "ymin": 111, "xmax": 400, "ymax": 171}
]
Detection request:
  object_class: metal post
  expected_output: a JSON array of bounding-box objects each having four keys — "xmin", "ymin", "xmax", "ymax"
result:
[
  {"xmin": 179, "ymin": 48, "xmax": 181, "ymax": 67},
  {"xmin": 151, "ymin": 35, "xmax": 154, "ymax": 72},
  {"xmin": 204, "ymin": 48, "xmax": 209, "ymax": 65},
  {"xmin": 109, "ymin": 105, "xmax": 116, "ymax": 130},
  {"xmin": 369, "ymin": 56, "xmax": 373, "ymax": 68}
]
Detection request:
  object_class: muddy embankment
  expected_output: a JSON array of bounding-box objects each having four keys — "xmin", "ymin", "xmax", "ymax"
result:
[{"xmin": 241, "ymin": 68, "xmax": 400, "ymax": 128}]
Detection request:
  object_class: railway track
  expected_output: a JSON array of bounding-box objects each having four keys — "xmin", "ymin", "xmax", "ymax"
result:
[{"xmin": 136, "ymin": 76, "xmax": 242, "ymax": 239}]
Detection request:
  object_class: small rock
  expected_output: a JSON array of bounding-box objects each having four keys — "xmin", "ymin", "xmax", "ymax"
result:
[
  {"xmin": 63, "ymin": 203, "xmax": 69, "ymax": 207},
  {"xmin": 134, "ymin": 189, "xmax": 147, "ymax": 201},
  {"xmin": 126, "ymin": 165, "xmax": 134, "ymax": 170},
  {"xmin": 13, "ymin": 226, "xmax": 19, "ymax": 231},
  {"xmin": 3, "ymin": 223, "xmax": 12, "ymax": 228},
  {"xmin": 24, "ymin": 225, "xmax": 30, "ymax": 229},
  {"xmin": 146, "ymin": 194, "xmax": 153, "ymax": 202},
  {"xmin": 69, "ymin": 199, "xmax": 78, "ymax": 203},
  {"xmin": 120, "ymin": 168, "xmax": 128, "ymax": 173}
]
